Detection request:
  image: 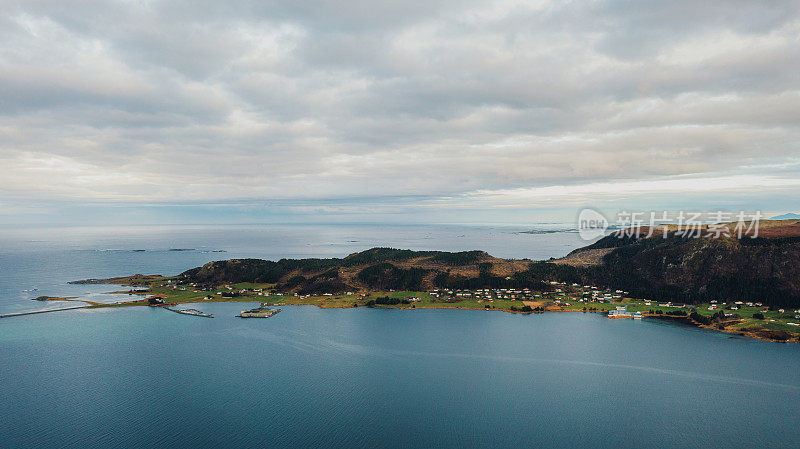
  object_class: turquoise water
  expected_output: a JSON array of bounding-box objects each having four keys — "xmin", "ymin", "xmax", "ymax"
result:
[{"xmin": 1, "ymin": 225, "xmax": 799, "ymax": 448}]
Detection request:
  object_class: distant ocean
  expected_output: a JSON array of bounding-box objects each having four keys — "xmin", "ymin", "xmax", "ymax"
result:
[{"xmin": 1, "ymin": 224, "xmax": 799, "ymax": 449}]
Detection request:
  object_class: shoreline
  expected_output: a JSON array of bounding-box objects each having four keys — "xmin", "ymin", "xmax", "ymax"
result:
[
  {"xmin": 7, "ymin": 296, "xmax": 795, "ymax": 342},
  {"xmin": 83, "ymin": 297, "xmax": 799, "ymax": 343}
]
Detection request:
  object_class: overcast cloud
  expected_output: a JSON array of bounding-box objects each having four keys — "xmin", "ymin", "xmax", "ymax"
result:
[{"xmin": 1, "ymin": 0, "xmax": 799, "ymax": 223}]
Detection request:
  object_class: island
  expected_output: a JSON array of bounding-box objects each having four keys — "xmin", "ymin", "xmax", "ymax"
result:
[
  {"xmin": 237, "ymin": 304, "xmax": 281, "ymax": 318},
  {"xmin": 63, "ymin": 218, "xmax": 800, "ymax": 342}
]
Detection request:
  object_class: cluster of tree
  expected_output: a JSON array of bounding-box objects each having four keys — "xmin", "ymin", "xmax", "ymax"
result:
[
  {"xmin": 357, "ymin": 263, "xmax": 427, "ymax": 291},
  {"xmin": 577, "ymin": 232, "xmax": 641, "ymax": 251},
  {"xmin": 180, "ymin": 259, "xmax": 282, "ymax": 284},
  {"xmin": 429, "ymin": 250, "xmax": 488, "ymax": 266},
  {"xmin": 276, "ymin": 268, "xmax": 354, "ymax": 295},
  {"xmin": 740, "ymin": 236, "xmax": 800, "ymax": 247},
  {"xmin": 344, "ymin": 247, "xmax": 488, "ymax": 267},
  {"xmin": 508, "ymin": 305, "xmax": 534, "ymax": 312},
  {"xmin": 433, "ymin": 264, "xmax": 553, "ymax": 291},
  {"xmin": 341, "ymin": 248, "xmax": 424, "ymax": 266},
  {"xmin": 276, "ymin": 257, "xmax": 341, "ymax": 272},
  {"xmin": 522, "ymin": 262, "xmax": 594, "ymax": 285},
  {"xmin": 364, "ymin": 296, "xmax": 411, "ymax": 307},
  {"xmin": 649, "ymin": 309, "xmax": 687, "ymax": 316},
  {"xmin": 690, "ymin": 312, "xmax": 712, "ymax": 325},
  {"xmin": 690, "ymin": 310, "xmax": 739, "ymax": 325}
]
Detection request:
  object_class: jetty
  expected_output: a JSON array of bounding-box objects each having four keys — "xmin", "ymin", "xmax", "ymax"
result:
[
  {"xmin": 0, "ymin": 305, "xmax": 88, "ymax": 318},
  {"xmin": 163, "ymin": 306, "xmax": 214, "ymax": 318},
  {"xmin": 147, "ymin": 296, "xmax": 213, "ymax": 318}
]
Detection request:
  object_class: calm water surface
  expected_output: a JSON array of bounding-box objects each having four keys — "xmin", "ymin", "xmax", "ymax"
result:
[{"xmin": 1, "ymin": 225, "xmax": 798, "ymax": 448}]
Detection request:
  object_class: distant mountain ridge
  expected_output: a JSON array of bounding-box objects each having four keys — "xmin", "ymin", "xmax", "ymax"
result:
[{"xmin": 770, "ymin": 212, "xmax": 800, "ymax": 220}]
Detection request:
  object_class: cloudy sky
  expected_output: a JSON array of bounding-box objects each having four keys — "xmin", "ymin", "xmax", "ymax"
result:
[{"xmin": 1, "ymin": 0, "xmax": 799, "ymax": 225}]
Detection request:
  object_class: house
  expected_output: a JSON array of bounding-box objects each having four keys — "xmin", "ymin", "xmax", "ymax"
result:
[{"xmin": 608, "ymin": 305, "xmax": 642, "ymax": 319}]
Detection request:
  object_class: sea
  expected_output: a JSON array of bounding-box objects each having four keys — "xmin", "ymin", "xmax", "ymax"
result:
[{"xmin": 1, "ymin": 224, "xmax": 798, "ymax": 448}]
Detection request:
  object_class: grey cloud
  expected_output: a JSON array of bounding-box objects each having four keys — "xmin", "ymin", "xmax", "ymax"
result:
[
  {"xmin": 592, "ymin": 0, "xmax": 800, "ymax": 58},
  {"xmin": 0, "ymin": 0, "xmax": 799, "ymax": 215}
]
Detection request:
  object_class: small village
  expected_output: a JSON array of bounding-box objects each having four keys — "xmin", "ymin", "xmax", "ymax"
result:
[
  {"xmin": 159, "ymin": 278, "xmax": 800, "ymax": 318},
  {"xmin": 428, "ymin": 282, "xmax": 627, "ymax": 306}
]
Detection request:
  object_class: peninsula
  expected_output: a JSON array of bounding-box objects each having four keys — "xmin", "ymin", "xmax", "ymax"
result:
[{"xmin": 68, "ymin": 219, "xmax": 800, "ymax": 342}]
